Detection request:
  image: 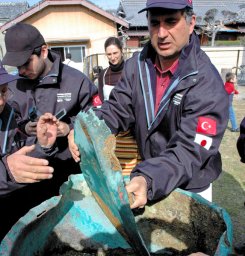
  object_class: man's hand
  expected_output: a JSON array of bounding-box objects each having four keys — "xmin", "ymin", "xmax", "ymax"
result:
[
  {"xmin": 25, "ymin": 121, "xmax": 37, "ymax": 136},
  {"xmin": 57, "ymin": 121, "xmax": 70, "ymax": 137},
  {"xmin": 68, "ymin": 129, "xmax": 80, "ymax": 162},
  {"xmin": 37, "ymin": 113, "xmax": 58, "ymax": 148},
  {"xmin": 6, "ymin": 145, "xmax": 54, "ymax": 183},
  {"xmin": 126, "ymin": 176, "xmax": 148, "ymax": 209}
]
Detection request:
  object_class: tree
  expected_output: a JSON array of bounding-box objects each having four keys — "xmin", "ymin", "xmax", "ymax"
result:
[{"xmin": 198, "ymin": 8, "xmax": 238, "ymax": 46}]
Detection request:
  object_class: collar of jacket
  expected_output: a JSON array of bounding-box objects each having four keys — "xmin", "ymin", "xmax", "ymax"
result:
[
  {"xmin": 140, "ymin": 32, "xmax": 199, "ymax": 83},
  {"xmin": 138, "ymin": 33, "xmax": 199, "ymax": 130},
  {"xmin": 38, "ymin": 50, "xmax": 61, "ymax": 85}
]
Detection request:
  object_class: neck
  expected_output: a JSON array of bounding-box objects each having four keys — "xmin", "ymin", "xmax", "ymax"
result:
[
  {"xmin": 109, "ymin": 59, "xmax": 124, "ymax": 72},
  {"xmin": 158, "ymin": 55, "xmax": 179, "ymax": 71},
  {"xmin": 42, "ymin": 58, "xmax": 53, "ymax": 77}
]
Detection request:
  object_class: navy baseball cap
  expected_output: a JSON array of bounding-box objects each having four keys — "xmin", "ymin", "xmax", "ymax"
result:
[
  {"xmin": 0, "ymin": 61, "xmax": 19, "ymax": 86},
  {"xmin": 138, "ymin": 0, "xmax": 193, "ymax": 13},
  {"xmin": 2, "ymin": 23, "xmax": 45, "ymax": 67}
]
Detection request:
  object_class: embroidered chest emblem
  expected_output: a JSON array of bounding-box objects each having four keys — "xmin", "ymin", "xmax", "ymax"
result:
[
  {"xmin": 173, "ymin": 93, "xmax": 183, "ymax": 105},
  {"xmin": 57, "ymin": 93, "xmax": 71, "ymax": 102}
]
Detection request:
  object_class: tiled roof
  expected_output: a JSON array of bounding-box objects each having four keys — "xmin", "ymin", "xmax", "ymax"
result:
[
  {"xmin": 119, "ymin": 0, "xmax": 245, "ymax": 27},
  {"xmin": 0, "ymin": 0, "xmax": 128, "ymax": 32},
  {"xmin": 0, "ymin": 2, "xmax": 29, "ymax": 21},
  {"xmin": 119, "ymin": 1, "xmax": 146, "ymax": 27}
]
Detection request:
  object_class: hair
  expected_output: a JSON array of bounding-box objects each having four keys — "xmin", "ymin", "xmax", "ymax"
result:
[
  {"xmin": 225, "ymin": 72, "xmax": 235, "ymax": 82},
  {"xmin": 104, "ymin": 37, "xmax": 123, "ymax": 52},
  {"xmin": 32, "ymin": 45, "xmax": 44, "ymax": 57},
  {"xmin": 184, "ymin": 7, "xmax": 195, "ymax": 23}
]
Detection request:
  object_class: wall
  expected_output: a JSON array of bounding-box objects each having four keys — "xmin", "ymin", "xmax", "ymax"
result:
[{"xmin": 202, "ymin": 46, "xmax": 245, "ymax": 84}]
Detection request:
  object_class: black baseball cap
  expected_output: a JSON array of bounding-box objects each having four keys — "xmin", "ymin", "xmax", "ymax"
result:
[
  {"xmin": 138, "ymin": 0, "xmax": 193, "ymax": 13},
  {"xmin": 0, "ymin": 61, "xmax": 19, "ymax": 86},
  {"xmin": 2, "ymin": 23, "xmax": 45, "ymax": 67}
]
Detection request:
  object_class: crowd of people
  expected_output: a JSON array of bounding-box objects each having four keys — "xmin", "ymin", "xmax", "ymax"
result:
[{"xmin": 0, "ymin": 0, "xmax": 244, "ymax": 254}]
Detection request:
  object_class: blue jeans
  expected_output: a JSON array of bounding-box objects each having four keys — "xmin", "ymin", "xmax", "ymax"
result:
[{"xmin": 229, "ymin": 105, "xmax": 238, "ymax": 130}]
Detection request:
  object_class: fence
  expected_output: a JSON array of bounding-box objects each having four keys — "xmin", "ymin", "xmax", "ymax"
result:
[
  {"xmin": 202, "ymin": 46, "xmax": 245, "ymax": 85},
  {"xmin": 84, "ymin": 46, "xmax": 245, "ymax": 85}
]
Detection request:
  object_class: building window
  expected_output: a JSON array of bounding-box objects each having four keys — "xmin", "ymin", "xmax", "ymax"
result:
[{"xmin": 50, "ymin": 45, "xmax": 86, "ymax": 63}]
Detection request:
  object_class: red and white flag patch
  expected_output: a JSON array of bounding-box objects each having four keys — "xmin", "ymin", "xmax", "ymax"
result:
[
  {"xmin": 92, "ymin": 94, "xmax": 102, "ymax": 107},
  {"xmin": 196, "ymin": 117, "xmax": 216, "ymax": 136},
  {"xmin": 194, "ymin": 134, "xmax": 212, "ymax": 150}
]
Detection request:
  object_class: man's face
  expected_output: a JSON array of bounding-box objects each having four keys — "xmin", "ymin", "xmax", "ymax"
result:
[
  {"xmin": 148, "ymin": 9, "xmax": 196, "ymax": 62},
  {"xmin": 17, "ymin": 46, "xmax": 47, "ymax": 80}
]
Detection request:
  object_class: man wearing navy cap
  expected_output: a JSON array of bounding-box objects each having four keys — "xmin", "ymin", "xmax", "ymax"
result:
[
  {"xmin": 69, "ymin": 0, "xmax": 228, "ymax": 206},
  {"xmin": 2, "ymin": 23, "xmax": 97, "ymax": 202}
]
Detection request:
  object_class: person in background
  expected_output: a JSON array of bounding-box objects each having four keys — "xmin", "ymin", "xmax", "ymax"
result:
[
  {"xmin": 95, "ymin": 36, "xmax": 141, "ymax": 176},
  {"xmin": 63, "ymin": 52, "xmax": 82, "ymax": 71},
  {"xmin": 97, "ymin": 37, "xmax": 125, "ymax": 102},
  {"xmin": 224, "ymin": 72, "xmax": 239, "ymax": 132},
  {"xmin": 0, "ymin": 62, "xmax": 59, "ymax": 240},
  {"xmin": 69, "ymin": 0, "xmax": 229, "ymax": 207},
  {"xmin": 2, "ymin": 23, "xmax": 97, "ymax": 197}
]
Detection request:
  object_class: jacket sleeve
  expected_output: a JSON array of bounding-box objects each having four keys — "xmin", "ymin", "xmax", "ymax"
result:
[
  {"xmin": 68, "ymin": 73, "xmax": 98, "ymax": 130},
  {"xmin": 237, "ymin": 117, "xmax": 245, "ymax": 163},
  {"xmin": 0, "ymin": 155, "xmax": 26, "ymax": 196},
  {"xmin": 24, "ymin": 136, "xmax": 58, "ymax": 159}
]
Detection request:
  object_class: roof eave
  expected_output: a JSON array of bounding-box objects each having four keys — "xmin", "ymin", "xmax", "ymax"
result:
[{"xmin": 0, "ymin": 0, "xmax": 129, "ymax": 32}]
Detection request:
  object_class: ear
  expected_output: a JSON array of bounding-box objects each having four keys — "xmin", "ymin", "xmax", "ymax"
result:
[
  {"xmin": 41, "ymin": 45, "xmax": 49, "ymax": 59},
  {"xmin": 189, "ymin": 15, "xmax": 196, "ymax": 35}
]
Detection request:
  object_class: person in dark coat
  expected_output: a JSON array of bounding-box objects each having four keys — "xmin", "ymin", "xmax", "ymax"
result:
[
  {"xmin": 0, "ymin": 62, "xmax": 60, "ymax": 240},
  {"xmin": 2, "ymin": 23, "xmax": 97, "ymax": 198},
  {"xmin": 69, "ymin": 0, "xmax": 229, "ymax": 206}
]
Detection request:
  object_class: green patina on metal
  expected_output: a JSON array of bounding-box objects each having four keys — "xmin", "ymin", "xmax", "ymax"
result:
[
  {"xmin": 0, "ymin": 110, "xmax": 233, "ymax": 255},
  {"xmin": 74, "ymin": 109, "xmax": 150, "ymax": 255}
]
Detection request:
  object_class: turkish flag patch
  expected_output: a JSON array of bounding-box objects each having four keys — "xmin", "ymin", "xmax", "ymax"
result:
[
  {"xmin": 194, "ymin": 134, "xmax": 212, "ymax": 150},
  {"xmin": 92, "ymin": 94, "xmax": 102, "ymax": 107},
  {"xmin": 196, "ymin": 117, "xmax": 217, "ymax": 136}
]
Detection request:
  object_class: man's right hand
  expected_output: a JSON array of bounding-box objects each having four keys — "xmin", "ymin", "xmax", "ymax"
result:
[
  {"xmin": 125, "ymin": 176, "xmax": 148, "ymax": 209},
  {"xmin": 68, "ymin": 129, "xmax": 80, "ymax": 162},
  {"xmin": 25, "ymin": 121, "xmax": 38, "ymax": 136},
  {"xmin": 6, "ymin": 145, "xmax": 54, "ymax": 183}
]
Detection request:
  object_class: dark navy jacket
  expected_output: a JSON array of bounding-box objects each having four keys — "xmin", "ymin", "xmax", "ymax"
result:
[
  {"xmin": 95, "ymin": 33, "xmax": 229, "ymax": 201},
  {"xmin": 7, "ymin": 50, "xmax": 97, "ymax": 179}
]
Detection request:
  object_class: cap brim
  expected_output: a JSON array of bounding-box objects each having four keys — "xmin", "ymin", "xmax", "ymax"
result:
[
  {"xmin": 0, "ymin": 73, "xmax": 20, "ymax": 86},
  {"xmin": 138, "ymin": 7, "xmax": 148, "ymax": 13},
  {"xmin": 138, "ymin": 3, "xmax": 192, "ymax": 13},
  {"xmin": 2, "ymin": 49, "xmax": 33, "ymax": 67}
]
